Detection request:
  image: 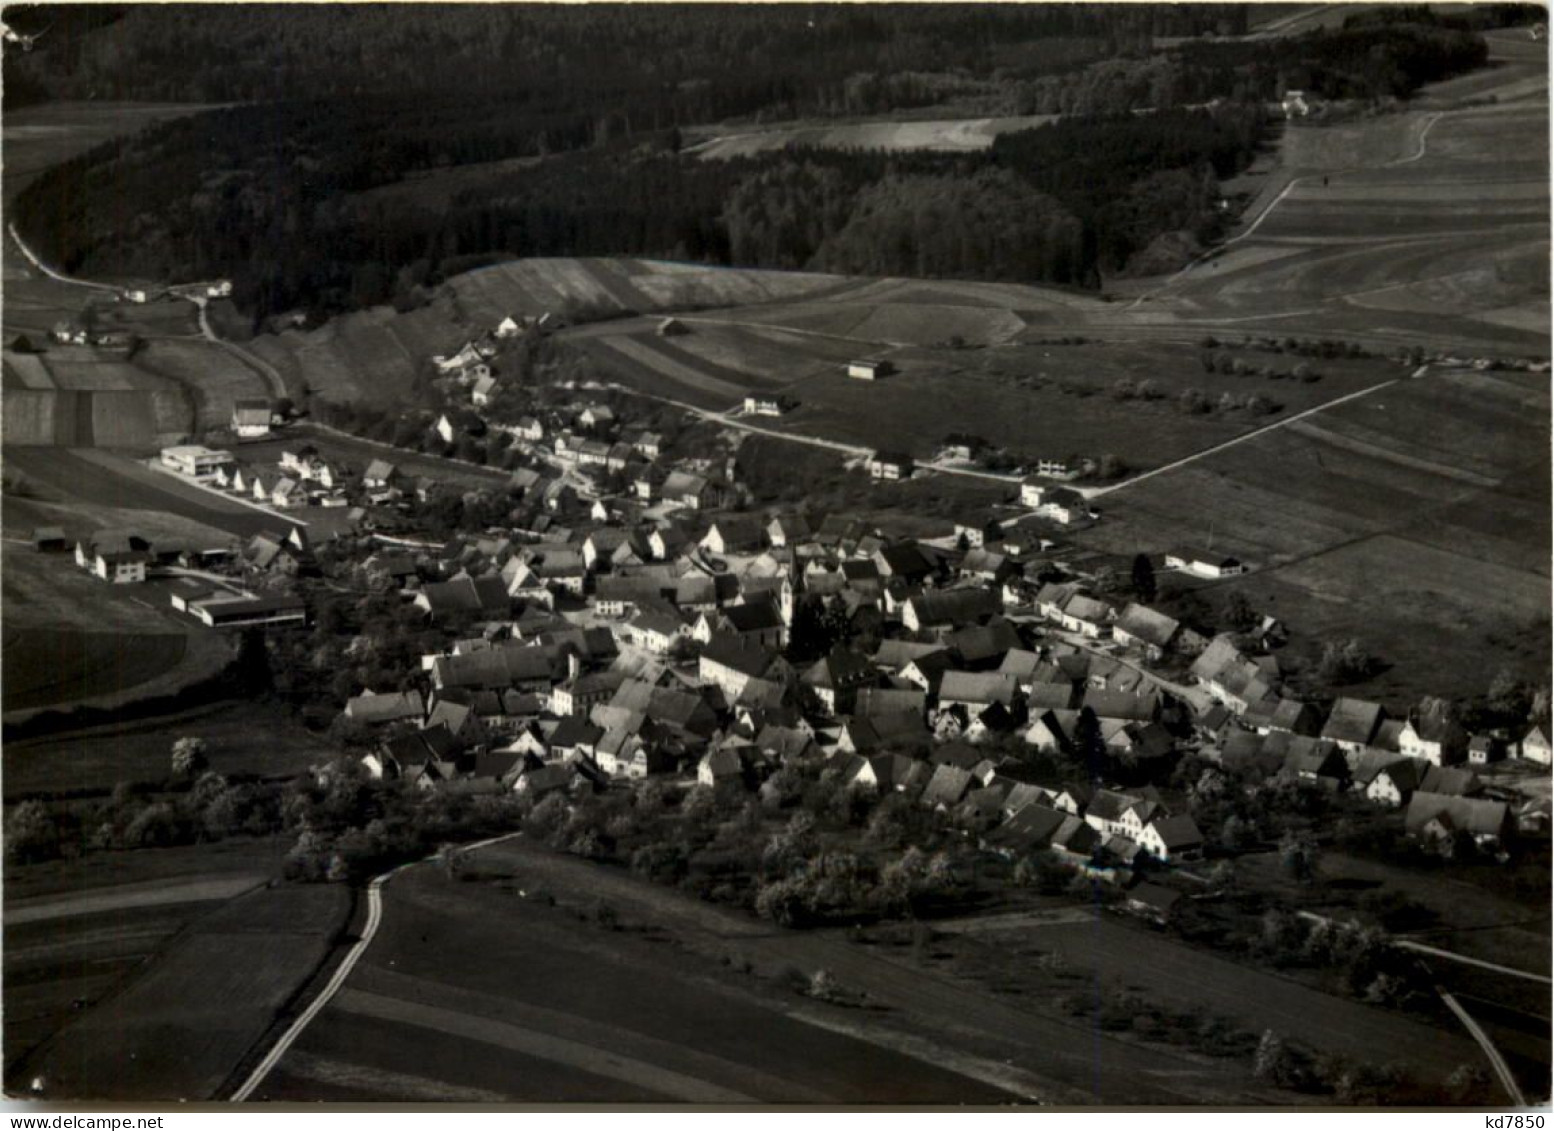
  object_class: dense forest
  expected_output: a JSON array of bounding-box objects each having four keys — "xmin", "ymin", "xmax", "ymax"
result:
[
  {"xmin": 4, "ymin": 3, "xmax": 1250, "ymax": 110},
  {"xmin": 9, "ymin": 4, "xmax": 1517, "ymax": 321}
]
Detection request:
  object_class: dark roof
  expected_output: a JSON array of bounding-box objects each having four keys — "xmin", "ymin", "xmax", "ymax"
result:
[
  {"xmin": 1321, "ymin": 698, "xmax": 1385, "ymax": 745},
  {"xmin": 722, "ymin": 602, "xmax": 784, "ymax": 633}
]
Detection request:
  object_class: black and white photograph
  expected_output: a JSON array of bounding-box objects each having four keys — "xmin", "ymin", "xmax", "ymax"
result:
[{"xmin": 0, "ymin": 0, "xmax": 1549, "ymax": 1112}]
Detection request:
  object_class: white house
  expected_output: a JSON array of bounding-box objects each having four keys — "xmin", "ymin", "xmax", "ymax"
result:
[
  {"xmin": 472, "ymin": 374, "xmax": 499, "ymax": 407},
  {"xmin": 1165, "ymin": 546, "xmax": 1247, "ymax": 578},
  {"xmin": 230, "ymin": 400, "xmax": 273, "ymax": 439},
  {"xmin": 744, "ymin": 394, "xmax": 796, "ymax": 417},
  {"xmin": 868, "ymin": 451, "xmax": 913, "ymax": 481},
  {"xmin": 847, "ymin": 358, "xmax": 893, "ymax": 381},
  {"xmin": 92, "ymin": 549, "xmax": 149, "ymax": 583},
  {"xmin": 160, "ymin": 445, "xmax": 234, "ymax": 479},
  {"xmin": 1521, "ymin": 725, "xmax": 1552, "ymax": 765}
]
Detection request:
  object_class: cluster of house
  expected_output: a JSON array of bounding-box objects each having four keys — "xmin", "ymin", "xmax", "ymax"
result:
[
  {"xmin": 55, "ymin": 525, "xmax": 308, "ymax": 627},
  {"xmin": 159, "ymin": 437, "xmax": 435, "ymax": 518},
  {"xmin": 327, "ymin": 492, "xmax": 1245, "ymax": 874},
  {"xmin": 1189, "ymin": 637, "xmax": 1548, "ymax": 851},
  {"xmin": 48, "ymin": 320, "xmax": 134, "ymax": 350}
]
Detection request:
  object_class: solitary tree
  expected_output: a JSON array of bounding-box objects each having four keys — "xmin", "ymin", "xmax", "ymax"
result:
[
  {"xmin": 171, "ymin": 736, "xmax": 209, "ymax": 778},
  {"xmin": 1131, "ymin": 553, "xmax": 1157, "ymax": 602}
]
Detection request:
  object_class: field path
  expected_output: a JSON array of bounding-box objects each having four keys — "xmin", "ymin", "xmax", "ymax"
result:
[
  {"xmin": 1130, "ymin": 111, "xmax": 1445, "ymax": 312},
  {"xmin": 1438, "ymin": 989, "xmax": 1528, "ymax": 1106},
  {"xmin": 7, "ymin": 223, "xmax": 120, "ymax": 294},
  {"xmin": 228, "ymin": 830, "xmax": 523, "ymax": 1103},
  {"xmin": 1089, "ymin": 377, "xmax": 1400, "ymax": 499},
  {"xmin": 1396, "ymin": 941, "xmax": 1553, "ymax": 985}
]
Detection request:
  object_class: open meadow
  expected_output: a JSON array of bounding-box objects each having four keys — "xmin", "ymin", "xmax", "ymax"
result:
[
  {"xmin": 1076, "ymin": 367, "xmax": 1550, "ymax": 706},
  {"xmin": 253, "ymin": 839, "xmax": 1284, "ymax": 1105},
  {"xmin": 1115, "ymin": 31, "xmax": 1549, "ymax": 355},
  {"xmin": 11, "ymin": 877, "xmax": 349, "ymax": 1101},
  {"xmin": 2, "ymin": 698, "xmax": 337, "ymax": 799},
  {"xmin": 3, "ymin": 837, "xmax": 291, "ymax": 1083}
]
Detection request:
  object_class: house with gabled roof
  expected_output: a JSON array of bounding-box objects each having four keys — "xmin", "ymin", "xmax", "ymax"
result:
[
  {"xmin": 901, "ymin": 587, "xmax": 998, "ymax": 634},
  {"xmin": 1058, "ymin": 593, "xmax": 1113, "ymax": 638},
  {"xmin": 1398, "ymin": 702, "xmax": 1469, "ymax": 766},
  {"xmin": 801, "ymin": 647, "xmax": 875, "ymax": 716},
  {"xmin": 1165, "ymin": 546, "xmax": 1246, "ymax": 579},
  {"xmin": 766, "ymin": 514, "xmax": 812, "ymax": 549},
  {"xmin": 344, "ymin": 688, "xmax": 425, "ymax": 726},
  {"xmin": 937, "ymin": 671, "xmax": 1020, "ymax": 715},
  {"xmin": 1138, "ymin": 814, "xmax": 1204, "ymax": 862},
  {"xmin": 1111, "ymin": 604, "xmax": 1181, "ymax": 661},
  {"xmin": 1520, "ymin": 724, "xmax": 1551, "ymax": 765},
  {"xmin": 921, "ymin": 763, "xmax": 975, "ymax": 811},
  {"xmin": 1359, "ymin": 755, "xmax": 1424, "ymax": 807},
  {"xmin": 1321, "ymin": 698, "xmax": 1387, "ymax": 755},
  {"xmin": 1405, "ymin": 792, "xmax": 1511, "ymax": 853}
]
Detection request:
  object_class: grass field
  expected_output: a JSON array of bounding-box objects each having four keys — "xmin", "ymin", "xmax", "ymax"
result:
[
  {"xmin": 256, "ymin": 857, "xmax": 1039, "ymax": 1104},
  {"xmin": 685, "ymin": 114, "xmax": 1062, "ymax": 160},
  {"xmin": 13, "ymin": 880, "xmax": 349, "ymax": 1100},
  {"xmin": 2, "ymin": 629, "xmax": 188, "ymax": 713},
  {"xmin": 961, "ymin": 913, "xmax": 1481, "ymax": 1082},
  {"xmin": 1076, "ymin": 368, "xmax": 1550, "ymax": 706},
  {"xmin": 3, "ymin": 699, "xmax": 337, "ymax": 798},
  {"xmin": 3, "ymin": 837, "xmax": 289, "ymax": 1082},
  {"xmin": 134, "ymin": 339, "xmax": 272, "ymax": 432},
  {"xmin": 252, "ymin": 838, "xmax": 1294, "ymax": 1105},
  {"xmin": 4, "ymin": 446, "xmax": 300, "ymax": 539}
]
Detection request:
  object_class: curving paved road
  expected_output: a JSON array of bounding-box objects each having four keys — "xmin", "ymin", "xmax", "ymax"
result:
[{"xmin": 228, "ymin": 831, "xmax": 523, "ymax": 1103}]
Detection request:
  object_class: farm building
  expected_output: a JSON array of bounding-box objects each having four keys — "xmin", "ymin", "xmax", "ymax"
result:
[
  {"xmin": 1112, "ymin": 604, "xmax": 1181, "ymax": 660},
  {"xmin": 657, "ymin": 317, "xmax": 689, "ymax": 337},
  {"xmin": 160, "ymin": 445, "xmax": 234, "ymax": 479},
  {"xmin": 701, "ymin": 518, "xmax": 763, "ymax": 555},
  {"xmin": 362, "ymin": 459, "xmax": 399, "ymax": 490},
  {"xmin": 471, "ymin": 374, "xmax": 499, "ymax": 406},
  {"xmin": 89, "ymin": 548, "xmax": 150, "ymax": 583},
  {"xmin": 231, "ymin": 399, "xmax": 273, "ymax": 438},
  {"xmin": 1466, "ymin": 735, "xmax": 1503, "ymax": 766},
  {"xmin": 847, "ymin": 358, "xmax": 894, "ymax": 381},
  {"xmin": 662, "ymin": 470, "xmax": 715, "ymax": 510},
  {"xmin": 744, "ymin": 394, "xmax": 798, "ymax": 417},
  {"xmin": 868, "ymin": 451, "xmax": 913, "ymax": 481},
  {"xmin": 51, "ymin": 320, "xmax": 88, "ymax": 345},
  {"xmin": 494, "ymin": 315, "xmax": 523, "ymax": 339},
  {"xmin": 1165, "ymin": 546, "xmax": 1247, "ymax": 578},
  {"xmin": 186, "ymin": 592, "xmax": 308, "ymax": 628},
  {"xmin": 344, "ymin": 689, "xmax": 427, "ymax": 725},
  {"xmin": 1398, "ymin": 704, "xmax": 1469, "ymax": 766},
  {"xmin": 31, "ymin": 526, "xmax": 68, "ymax": 552},
  {"xmin": 578, "ymin": 404, "xmax": 616, "ymax": 430},
  {"xmin": 1034, "ymin": 458, "xmax": 1081, "ymax": 481},
  {"xmin": 1281, "ymin": 89, "xmax": 1312, "ymax": 119},
  {"xmin": 433, "ymin": 342, "xmax": 484, "ymax": 374},
  {"xmin": 1027, "ymin": 485, "xmax": 1089, "ymax": 525},
  {"xmin": 1405, "ymin": 792, "xmax": 1511, "ymax": 852}
]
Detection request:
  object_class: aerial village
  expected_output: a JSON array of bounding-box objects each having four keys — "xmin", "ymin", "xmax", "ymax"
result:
[{"xmin": 50, "ymin": 307, "xmax": 1551, "ymax": 925}]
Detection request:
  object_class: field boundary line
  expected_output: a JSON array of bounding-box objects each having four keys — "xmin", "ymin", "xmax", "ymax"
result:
[
  {"xmin": 1089, "ymin": 377, "xmax": 1400, "ymax": 498},
  {"xmin": 228, "ymin": 830, "xmax": 524, "ymax": 1102}
]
